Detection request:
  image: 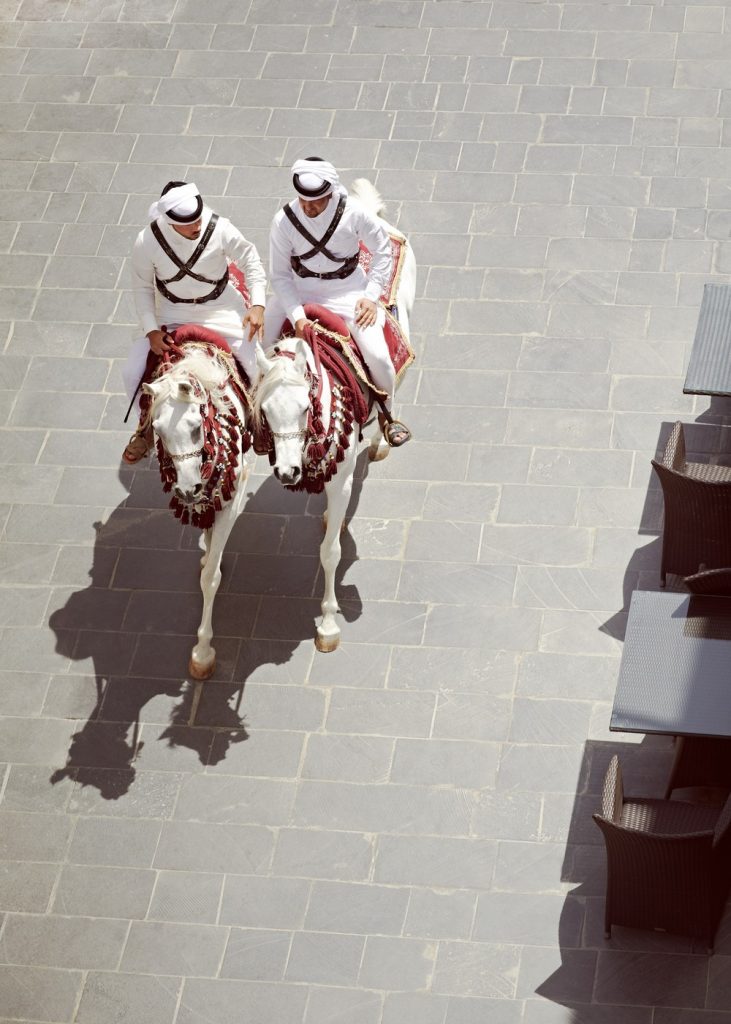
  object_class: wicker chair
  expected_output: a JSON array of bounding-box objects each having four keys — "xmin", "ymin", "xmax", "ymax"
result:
[
  {"xmin": 593, "ymin": 756, "xmax": 731, "ymax": 951},
  {"xmin": 651, "ymin": 421, "xmax": 731, "ymax": 586},
  {"xmin": 665, "ymin": 736, "xmax": 731, "ymax": 799},
  {"xmin": 684, "ymin": 567, "xmax": 731, "ymax": 596}
]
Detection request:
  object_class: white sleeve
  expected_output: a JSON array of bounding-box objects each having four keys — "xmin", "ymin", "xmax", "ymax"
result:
[
  {"xmin": 221, "ymin": 219, "xmax": 267, "ymax": 308},
  {"xmin": 269, "ymin": 211, "xmax": 306, "ymax": 325},
  {"xmin": 357, "ymin": 208, "xmax": 392, "ymax": 303},
  {"xmin": 130, "ymin": 229, "xmax": 159, "ymax": 336}
]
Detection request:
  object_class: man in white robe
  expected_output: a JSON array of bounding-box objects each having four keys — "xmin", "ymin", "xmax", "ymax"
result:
[
  {"xmin": 121, "ymin": 180, "xmax": 267, "ymax": 462},
  {"xmin": 264, "ymin": 158, "xmax": 410, "ymax": 446}
]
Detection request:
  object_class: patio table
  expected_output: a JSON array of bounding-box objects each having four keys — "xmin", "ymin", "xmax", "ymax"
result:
[
  {"xmin": 684, "ymin": 283, "xmax": 731, "ymax": 397},
  {"xmin": 610, "ymin": 589, "xmax": 731, "ymax": 738}
]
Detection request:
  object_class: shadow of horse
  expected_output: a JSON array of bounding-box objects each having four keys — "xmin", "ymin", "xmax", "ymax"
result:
[{"xmin": 48, "ymin": 452, "xmax": 369, "ymax": 800}]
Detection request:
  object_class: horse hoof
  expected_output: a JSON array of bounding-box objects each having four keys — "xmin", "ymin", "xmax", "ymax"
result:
[
  {"xmin": 315, "ymin": 632, "xmax": 340, "ymax": 653},
  {"xmin": 189, "ymin": 655, "xmax": 216, "ymax": 680}
]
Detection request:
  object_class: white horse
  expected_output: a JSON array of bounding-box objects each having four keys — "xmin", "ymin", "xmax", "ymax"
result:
[
  {"xmin": 141, "ymin": 336, "xmax": 251, "ymax": 679},
  {"xmin": 253, "ymin": 179, "xmax": 416, "ymax": 652}
]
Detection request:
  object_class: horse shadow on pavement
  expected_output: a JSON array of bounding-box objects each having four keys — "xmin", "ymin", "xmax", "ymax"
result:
[{"xmin": 48, "ymin": 449, "xmax": 370, "ymax": 800}]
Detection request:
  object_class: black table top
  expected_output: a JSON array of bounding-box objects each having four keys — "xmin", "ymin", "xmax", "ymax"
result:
[
  {"xmin": 684, "ymin": 283, "xmax": 731, "ymax": 397},
  {"xmin": 611, "ymin": 590, "xmax": 731, "ymax": 738}
]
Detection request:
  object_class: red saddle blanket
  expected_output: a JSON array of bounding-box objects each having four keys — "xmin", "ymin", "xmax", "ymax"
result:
[{"xmin": 358, "ymin": 232, "xmax": 413, "ymax": 380}]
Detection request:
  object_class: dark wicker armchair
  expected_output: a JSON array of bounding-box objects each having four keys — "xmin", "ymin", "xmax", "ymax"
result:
[
  {"xmin": 651, "ymin": 421, "xmax": 731, "ymax": 586},
  {"xmin": 684, "ymin": 567, "xmax": 731, "ymax": 596},
  {"xmin": 665, "ymin": 736, "xmax": 731, "ymax": 799},
  {"xmin": 593, "ymin": 756, "xmax": 731, "ymax": 951}
]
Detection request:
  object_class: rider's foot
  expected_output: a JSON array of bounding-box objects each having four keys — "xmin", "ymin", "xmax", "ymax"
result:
[
  {"xmin": 384, "ymin": 420, "xmax": 411, "ymax": 448},
  {"xmin": 122, "ymin": 426, "xmax": 153, "ymax": 464}
]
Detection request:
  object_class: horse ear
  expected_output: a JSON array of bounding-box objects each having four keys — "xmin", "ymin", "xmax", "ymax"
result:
[
  {"xmin": 256, "ymin": 341, "xmax": 274, "ymax": 375},
  {"xmin": 141, "ymin": 382, "xmax": 158, "ymax": 397},
  {"xmin": 178, "ymin": 381, "xmax": 193, "ymax": 396},
  {"xmin": 293, "ymin": 338, "xmax": 308, "ymax": 375}
]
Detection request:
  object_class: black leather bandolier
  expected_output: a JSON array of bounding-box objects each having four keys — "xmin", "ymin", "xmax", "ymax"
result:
[
  {"xmin": 150, "ymin": 213, "xmax": 229, "ymax": 304},
  {"xmin": 283, "ymin": 196, "xmax": 360, "ymax": 281}
]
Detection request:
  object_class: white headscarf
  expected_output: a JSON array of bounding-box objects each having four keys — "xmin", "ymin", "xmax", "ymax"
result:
[
  {"xmin": 147, "ymin": 182, "xmax": 201, "ymax": 222},
  {"xmin": 291, "ymin": 159, "xmax": 340, "ymax": 199}
]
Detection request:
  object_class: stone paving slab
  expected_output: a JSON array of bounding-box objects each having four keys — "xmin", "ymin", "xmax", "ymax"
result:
[{"xmin": 2, "ymin": 0, "xmax": 731, "ymax": 1021}]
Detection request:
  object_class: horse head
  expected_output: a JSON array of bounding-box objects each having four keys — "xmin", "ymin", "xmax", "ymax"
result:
[
  {"xmin": 143, "ymin": 373, "xmax": 207, "ymax": 504},
  {"xmin": 254, "ymin": 339, "xmax": 311, "ymax": 487}
]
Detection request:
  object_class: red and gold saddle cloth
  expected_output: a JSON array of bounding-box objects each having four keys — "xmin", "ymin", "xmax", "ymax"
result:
[{"xmin": 358, "ymin": 231, "xmax": 414, "ymax": 381}]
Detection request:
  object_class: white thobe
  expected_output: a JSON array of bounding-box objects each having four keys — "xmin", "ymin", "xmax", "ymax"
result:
[
  {"xmin": 264, "ymin": 190, "xmax": 396, "ymax": 398},
  {"xmin": 122, "ymin": 206, "xmax": 267, "ymax": 399}
]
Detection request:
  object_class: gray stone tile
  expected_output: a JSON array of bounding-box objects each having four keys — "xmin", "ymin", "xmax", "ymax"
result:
[
  {"xmin": 2, "ymin": 764, "xmax": 73, "ymax": 814},
  {"xmin": 53, "ymin": 864, "xmax": 155, "ymax": 918},
  {"xmin": 391, "ymin": 737, "xmax": 498, "ymax": 789},
  {"xmin": 0, "ymin": 861, "xmax": 58, "ymax": 913},
  {"xmin": 388, "ymin": 645, "xmax": 517, "ymax": 696},
  {"xmin": 154, "ymin": 821, "xmax": 275, "ymax": 874},
  {"xmin": 302, "ymin": 733, "xmax": 394, "ymax": 783},
  {"xmin": 404, "ymin": 888, "xmax": 476, "ymax": 941},
  {"xmin": 177, "ymin": 977, "xmax": 307, "ymax": 1024},
  {"xmin": 286, "ymin": 931, "xmax": 364, "ymax": 985},
  {"xmin": 219, "ymin": 927, "xmax": 291, "ymax": 981},
  {"xmin": 76, "ymin": 972, "xmax": 181, "ymax": 1024},
  {"xmin": 432, "ymin": 941, "xmax": 520, "ymax": 999},
  {"xmin": 272, "ymin": 828, "xmax": 374, "ymax": 882},
  {"xmin": 121, "ymin": 920, "xmax": 228, "ymax": 976},
  {"xmin": 147, "ymin": 871, "xmax": 223, "ymax": 925},
  {"xmin": 0, "ymin": 913, "xmax": 128, "ymax": 969},
  {"xmin": 306, "ymin": 880, "xmax": 409, "ymax": 935},
  {"xmin": 67, "ymin": 816, "xmax": 162, "ymax": 867},
  {"xmin": 594, "ymin": 950, "xmax": 707, "ymax": 1007},
  {"xmin": 220, "ymin": 875, "xmax": 309, "ymax": 929},
  {"xmin": 375, "ymin": 835, "xmax": 496, "ymax": 889},
  {"xmin": 173, "ymin": 775, "xmax": 295, "ymax": 826},
  {"xmin": 294, "ymin": 779, "xmax": 473, "ymax": 837},
  {"xmin": 0, "ymin": 964, "xmax": 83, "ymax": 1022},
  {"xmin": 304, "ymin": 986, "xmax": 382, "ymax": 1024},
  {"xmin": 383, "ymin": 992, "xmax": 448, "ymax": 1024},
  {"xmin": 359, "ymin": 934, "xmax": 435, "ymax": 991},
  {"xmin": 325, "ymin": 688, "xmax": 434, "ymax": 738}
]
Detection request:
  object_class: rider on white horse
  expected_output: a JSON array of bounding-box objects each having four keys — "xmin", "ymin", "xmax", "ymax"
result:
[
  {"xmin": 121, "ymin": 180, "xmax": 267, "ymax": 463},
  {"xmin": 263, "ymin": 157, "xmax": 411, "ymax": 447}
]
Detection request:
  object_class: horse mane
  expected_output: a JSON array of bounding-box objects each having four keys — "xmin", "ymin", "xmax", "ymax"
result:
[
  {"xmin": 148, "ymin": 346, "xmax": 240, "ymax": 419},
  {"xmin": 251, "ymin": 344, "xmax": 308, "ymax": 431}
]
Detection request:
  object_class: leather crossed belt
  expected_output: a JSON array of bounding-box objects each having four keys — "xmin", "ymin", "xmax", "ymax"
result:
[
  {"xmin": 151, "ymin": 213, "xmax": 229, "ymax": 304},
  {"xmin": 284, "ymin": 196, "xmax": 359, "ymax": 281}
]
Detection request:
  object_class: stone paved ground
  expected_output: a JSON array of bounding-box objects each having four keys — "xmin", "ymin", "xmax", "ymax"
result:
[{"xmin": 2, "ymin": 0, "xmax": 731, "ymax": 1021}]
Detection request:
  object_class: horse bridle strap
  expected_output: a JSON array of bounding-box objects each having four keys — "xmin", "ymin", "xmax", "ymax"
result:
[{"xmin": 167, "ymin": 445, "xmax": 204, "ymax": 461}]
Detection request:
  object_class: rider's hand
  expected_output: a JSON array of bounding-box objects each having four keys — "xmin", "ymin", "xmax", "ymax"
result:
[
  {"xmin": 354, "ymin": 298, "xmax": 377, "ymax": 328},
  {"xmin": 147, "ymin": 329, "xmax": 172, "ymax": 356},
  {"xmin": 295, "ymin": 318, "xmax": 313, "ymax": 339},
  {"xmin": 243, "ymin": 304, "xmax": 264, "ymax": 341}
]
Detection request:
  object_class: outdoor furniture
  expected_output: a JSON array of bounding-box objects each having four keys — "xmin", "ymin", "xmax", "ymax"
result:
[
  {"xmin": 666, "ymin": 736, "xmax": 731, "ymax": 799},
  {"xmin": 611, "ymin": 590, "xmax": 731, "ymax": 738},
  {"xmin": 593, "ymin": 755, "xmax": 731, "ymax": 950},
  {"xmin": 651, "ymin": 421, "xmax": 731, "ymax": 586},
  {"xmin": 685, "ymin": 567, "xmax": 731, "ymax": 596},
  {"xmin": 684, "ymin": 283, "xmax": 731, "ymax": 397}
]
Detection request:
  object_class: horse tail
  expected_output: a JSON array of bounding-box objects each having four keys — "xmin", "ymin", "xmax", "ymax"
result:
[{"xmin": 350, "ymin": 178, "xmax": 386, "ymax": 218}]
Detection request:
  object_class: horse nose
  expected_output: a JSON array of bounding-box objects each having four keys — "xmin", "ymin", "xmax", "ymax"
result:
[
  {"xmin": 275, "ymin": 465, "xmax": 300, "ymax": 485},
  {"xmin": 174, "ymin": 483, "xmax": 203, "ymax": 503}
]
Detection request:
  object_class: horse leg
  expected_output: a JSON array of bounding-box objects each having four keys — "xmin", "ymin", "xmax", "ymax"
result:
[
  {"xmin": 199, "ymin": 528, "xmax": 211, "ymax": 569},
  {"xmin": 189, "ymin": 473, "xmax": 247, "ymax": 679},
  {"xmin": 316, "ymin": 453, "xmax": 354, "ymax": 652},
  {"xmin": 369, "ymin": 412, "xmax": 391, "ymax": 463}
]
